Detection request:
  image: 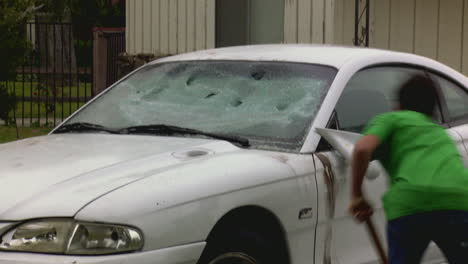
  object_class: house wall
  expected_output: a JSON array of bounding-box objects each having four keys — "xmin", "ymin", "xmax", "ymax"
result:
[
  {"xmin": 283, "ymin": 0, "xmax": 335, "ymax": 44},
  {"xmin": 249, "ymin": 0, "xmax": 285, "ymax": 44},
  {"xmin": 126, "ymin": 0, "xmax": 330, "ymax": 55},
  {"xmin": 215, "ymin": 0, "xmax": 284, "ymax": 47},
  {"xmin": 334, "ymin": 0, "xmax": 468, "ymax": 75},
  {"xmin": 126, "ymin": 0, "xmax": 215, "ymax": 55},
  {"xmin": 126, "ymin": 0, "xmax": 468, "ymax": 76}
]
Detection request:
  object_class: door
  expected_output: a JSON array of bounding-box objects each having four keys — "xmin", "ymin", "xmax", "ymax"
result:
[
  {"xmin": 215, "ymin": 0, "xmax": 284, "ymax": 47},
  {"xmin": 248, "ymin": 0, "xmax": 284, "ymax": 44},
  {"xmin": 314, "ymin": 66, "xmax": 450, "ymax": 263},
  {"xmin": 215, "ymin": 0, "xmax": 249, "ymax": 47}
]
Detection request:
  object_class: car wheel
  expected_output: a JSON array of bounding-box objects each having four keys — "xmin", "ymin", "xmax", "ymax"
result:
[
  {"xmin": 199, "ymin": 230, "xmax": 278, "ymax": 264},
  {"xmin": 208, "ymin": 252, "xmax": 258, "ymax": 264}
]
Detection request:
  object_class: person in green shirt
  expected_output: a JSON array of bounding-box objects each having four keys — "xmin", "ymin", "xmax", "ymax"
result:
[{"xmin": 349, "ymin": 74, "xmax": 468, "ymax": 263}]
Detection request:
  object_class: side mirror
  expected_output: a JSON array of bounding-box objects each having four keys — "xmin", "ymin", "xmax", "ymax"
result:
[
  {"xmin": 316, "ymin": 128, "xmax": 360, "ymax": 160},
  {"xmin": 316, "ymin": 128, "xmax": 382, "ymax": 180}
]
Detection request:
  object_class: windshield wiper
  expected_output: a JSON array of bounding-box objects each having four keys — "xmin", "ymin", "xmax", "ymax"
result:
[
  {"xmin": 54, "ymin": 122, "xmax": 117, "ymax": 134},
  {"xmin": 119, "ymin": 124, "xmax": 250, "ymax": 147}
]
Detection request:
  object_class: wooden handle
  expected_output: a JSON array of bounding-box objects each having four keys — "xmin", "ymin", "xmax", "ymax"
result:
[{"xmin": 365, "ymin": 219, "xmax": 389, "ymax": 264}]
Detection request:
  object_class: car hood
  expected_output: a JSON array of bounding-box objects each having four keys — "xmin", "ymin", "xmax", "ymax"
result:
[{"xmin": 0, "ymin": 133, "xmax": 240, "ymax": 220}]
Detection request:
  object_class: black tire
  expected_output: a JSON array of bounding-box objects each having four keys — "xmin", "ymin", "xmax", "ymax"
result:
[{"xmin": 198, "ymin": 228, "xmax": 281, "ymax": 264}]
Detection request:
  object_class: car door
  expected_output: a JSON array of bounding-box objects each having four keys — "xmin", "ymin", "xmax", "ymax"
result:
[{"xmin": 314, "ymin": 66, "xmax": 450, "ymax": 263}]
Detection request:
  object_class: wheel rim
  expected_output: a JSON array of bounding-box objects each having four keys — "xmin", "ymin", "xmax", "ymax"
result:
[{"xmin": 208, "ymin": 252, "xmax": 259, "ymax": 264}]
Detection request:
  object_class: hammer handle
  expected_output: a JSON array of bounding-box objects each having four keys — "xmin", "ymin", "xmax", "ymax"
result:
[{"xmin": 365, "ymin": 219, "xmax": 389, "ymax": 264}]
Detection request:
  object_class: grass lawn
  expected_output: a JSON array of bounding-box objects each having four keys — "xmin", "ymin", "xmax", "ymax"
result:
[
  {"xmin": 6, "ymin": 81, "xmax": 92, "ymax": 98},
  {"xmin": 0, "ymin": 126, "xmax": 51, "ymax": 144},
  {"xmin": 13, "ymin": 100, "xmax": 84, "ymax": 119},
  {"xmin": 5, "ymin": 81, "xmax": 92, "ymax": 119}
]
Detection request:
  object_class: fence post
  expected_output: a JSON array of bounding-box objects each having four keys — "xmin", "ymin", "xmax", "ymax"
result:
[
  {"xmin": 92, "ymin": 27, "xmax": 125, "ymax": 96},
  {"xmin": 93, "ymin": 28, "xmax": 107, "ymax": 96}
]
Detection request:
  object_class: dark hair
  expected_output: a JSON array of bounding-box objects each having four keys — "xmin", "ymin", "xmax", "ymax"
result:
[{"xmin": 398, "ymin": 74, "xmax": 439, "ymax": 116}]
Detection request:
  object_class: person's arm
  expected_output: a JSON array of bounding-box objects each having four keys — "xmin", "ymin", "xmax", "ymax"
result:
[{"xmin": 349, "ymin": 135, "xmax": 381, "ymax": 222}]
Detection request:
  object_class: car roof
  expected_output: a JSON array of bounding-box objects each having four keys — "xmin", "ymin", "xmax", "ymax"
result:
[{"xmin": 153, "ymin": 44, "xmax": 408, "ymax": 69}]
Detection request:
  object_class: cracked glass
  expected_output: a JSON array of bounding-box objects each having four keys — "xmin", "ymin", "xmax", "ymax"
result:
[{"xmin": 64, "ymin": 61, "xmax": 336, "ymax": 151}]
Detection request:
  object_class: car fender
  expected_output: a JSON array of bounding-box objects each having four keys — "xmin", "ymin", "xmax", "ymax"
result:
[{"xmin": 74, "ymin": 151, "xmax": 317, "ymax": 264}]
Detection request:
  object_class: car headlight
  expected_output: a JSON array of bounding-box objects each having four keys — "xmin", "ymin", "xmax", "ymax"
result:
[{"xmin": 0, "ymin": 219, "xmax": 143, "ymax": 255}]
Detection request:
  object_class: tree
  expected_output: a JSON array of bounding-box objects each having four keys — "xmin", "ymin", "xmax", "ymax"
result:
[
  {"xmin": 0, "ymin": 0, "xmax": 35, "ymax": 125},
  {"xmin": 0, "ymin": 0, "xmax": 67, "ymax": 124},
  {"xmin": 0, "ymin": 0, "xmax": 125, "ymax": 123},
  {"xmin": 0, "ymin": 0, "xmax": 34, "ymax": 81},
  {"xmin": 0, "ymin": 0, "xmax": 124, "ymax": 80}
]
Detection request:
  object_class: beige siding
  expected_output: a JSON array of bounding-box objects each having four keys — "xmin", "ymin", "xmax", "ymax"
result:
[
  {"xmin": 128, "ymin": 0, "xmax": 137, "ymax": 53},
  {"xmin": 464, "ymin": 0, "xmax": 468, "ymax": 75},
  {"xmin": 135, "ymin": 0, "xmax": 144, "ymax": 52},
  {"xmin": 334, "ymin": 0, "xmax": 468, "ymax": 73},
  {"xmin": 311, "ymin": 0, "xmax": 324, "ymax": 43},
  {"xmin": 177, "ymin": 0, "xmax": 187, "ymax": 53},
  {"xmin": 126, "ymin": 0, "xmax": 215, "ymax": 55},
  {"xmin": 333, "ymin": 0, "xmax": 343, "ymax": 44},
  {"xmin": 160, "ymin": 0, "xmax": 169, "ymax": 54},
  {"xmin": 143, "ymin": 0, "xmax": 152, "ymax": 53},
  {"xmin": 126, "ymin": 0, "xmax": 468, "ymax": 74},
  {"xmin": 187, "ymin": 0, "xmax": 196, "ymax": 52},
  {"xmin": 298, "ymin": 0, "xmax": 312, "ymax": 43},
  {"xmin": 206, "ymin": 0, "xmax": 215, "ymax": 49},
  {"xmin": 390, "ymin": 0, "xmax": 416, "ymax": 53},
  {"xmin": 195, "ymin": 0, "xmax": 206, "ymax": 50},
  {"xmin": 414, "ymin": 0, "xmax": 438, "ymax": 59},
  {"xmin": 438, "ymin": 0, "xmax": 464, "ymax": 71},
  {"xmin": 342, "ymin": 0, "xmax": 355, "ymax": 45},
  {"xmin": 284, "ymin": 0, "xmax": 298, "ymax": 43},
  {"xmin": 126, "ymin": 0, "xmax": 130, "ymax": 51},
  {"xmin": 284, "ymin": 0, "xmax": 334, "ymax": 44},
  {"xmin": 151, "ymin": 0, "xmax": 160, "ymax": 54},
  {"xmin": 324, "ymin": 0, "xmax": 335, "ymax": 44},
  {"xmin": 372, "ymin": 0, "xmax": 390, "ymax": 49},
  {"xmin": 169, "ymin": 0, "xmax": 178, "ymax": 54}
]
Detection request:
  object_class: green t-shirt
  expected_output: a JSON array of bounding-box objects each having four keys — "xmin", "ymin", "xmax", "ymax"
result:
[{"xmin": 364, "ymin": 110, "xmax": 468, "ymax": 220}]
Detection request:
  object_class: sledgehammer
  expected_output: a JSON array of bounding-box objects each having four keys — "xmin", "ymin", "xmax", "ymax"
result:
[{"xmin": 365, "ymin": 219, "xmax": 389, "ymax": 264}]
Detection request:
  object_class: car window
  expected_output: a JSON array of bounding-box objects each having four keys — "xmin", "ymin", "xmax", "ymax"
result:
[
  {"xmin": 335, "ymin": 67, "xmax": 425, "ymax": 132},
  {"xmin": 63, "ymin": 61, "xmax": 337, "ymax": 152},
  {"xmin": 432, "ymin": 74, "xmax": 468, "ymax": 121}
]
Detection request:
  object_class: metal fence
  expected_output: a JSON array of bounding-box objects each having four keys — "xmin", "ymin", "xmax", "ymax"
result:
[
  {"xmin": 4, "ymin": 22, "xmax": 94, "ymax": 127},
  {"xmin": 105, "ymin": 31, "xmax": 126, "ymax": 87}
]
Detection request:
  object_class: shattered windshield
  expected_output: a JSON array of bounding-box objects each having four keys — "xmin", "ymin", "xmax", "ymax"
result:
[{"xmin": 63, "ymin": 61, "xmax": 336, "ymax": 151}]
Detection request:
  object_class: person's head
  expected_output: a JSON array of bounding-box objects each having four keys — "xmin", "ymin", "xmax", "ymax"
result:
[{"xmin": 398, "ymin": 74, "xmax": 439, "ymax": 116}]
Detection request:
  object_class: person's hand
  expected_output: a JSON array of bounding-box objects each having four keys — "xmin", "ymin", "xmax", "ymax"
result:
[{"xmin": 349, "ymin": 197, "xmax": 373, "ymax": 222}]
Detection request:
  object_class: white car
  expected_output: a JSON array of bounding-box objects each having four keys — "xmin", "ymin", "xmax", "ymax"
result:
[{"xmin": 1, "ymin": 45, "xmax": 467, "ymax": 264}]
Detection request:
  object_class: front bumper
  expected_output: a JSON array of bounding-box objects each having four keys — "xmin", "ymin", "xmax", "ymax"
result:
[{"xmin": 0, "ymin": 242, "xmax": 205, "ymax": 264}]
